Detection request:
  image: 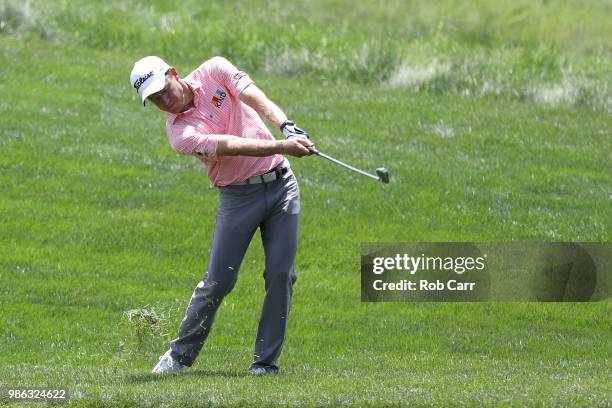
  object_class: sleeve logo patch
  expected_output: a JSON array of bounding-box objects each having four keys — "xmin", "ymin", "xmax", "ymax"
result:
[{"xmin": 233, "ymin": 71, "xmax": 247, "ymax": 80}]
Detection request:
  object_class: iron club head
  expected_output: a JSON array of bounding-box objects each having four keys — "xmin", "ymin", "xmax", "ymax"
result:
[{"xmin": 376, "ymin": 168, "xmax": 390, "ymax": 184}]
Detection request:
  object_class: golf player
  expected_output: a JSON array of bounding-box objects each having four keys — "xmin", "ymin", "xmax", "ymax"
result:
[{"xmin": 129, "ymin": 55, "xmax": 313, "ymax": 375}]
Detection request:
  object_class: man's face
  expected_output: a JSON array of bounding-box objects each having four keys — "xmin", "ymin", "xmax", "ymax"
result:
[{"xmin": 147, "ymin": 69, "xmax": 186, "ymax": 114}]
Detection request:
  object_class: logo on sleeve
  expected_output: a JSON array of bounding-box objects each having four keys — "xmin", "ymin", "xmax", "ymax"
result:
[
  {"xmin": 210, "ymin": 89, "xmax": 227, "ymax": 108},
  {"xmin": 233, "ymin": 71, "xmax": 247, "ymax": 80}
]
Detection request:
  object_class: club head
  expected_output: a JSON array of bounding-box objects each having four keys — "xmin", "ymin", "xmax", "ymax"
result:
[{"xmin": 376, "ymin": 168, "xmax": 389, "ymax": 184}]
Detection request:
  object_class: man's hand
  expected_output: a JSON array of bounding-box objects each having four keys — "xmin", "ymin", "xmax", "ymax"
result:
[
  {"xmin": 281, "ymin": 120, "xmax": 309, "ymax": 140},
  {"xmin": 280, "ymin": 138, "xmax": 314, "ymax": 158}
]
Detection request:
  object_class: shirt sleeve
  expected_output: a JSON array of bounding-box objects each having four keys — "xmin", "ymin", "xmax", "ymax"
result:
[
  {"xmin": 206, "ymin": 56, "xmax": 254, "ymax": 97},
  {"xmin": 167, "ymin": 123, "xmax": 219, "ymax": 161}
]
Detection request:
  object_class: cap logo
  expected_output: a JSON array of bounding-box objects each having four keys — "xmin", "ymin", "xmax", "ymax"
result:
[{"xmin": 133, "ymin": 71, "xmax": 154, "ymax": 92}]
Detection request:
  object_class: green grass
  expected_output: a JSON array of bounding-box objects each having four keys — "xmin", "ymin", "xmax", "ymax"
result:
[
  {"xmin": 1, "ymin": 0, "xmax": 611, "ymax": 110},
  {"xmin": 1, "ymin": 0, "xmax": 611, "ymax": 406}
]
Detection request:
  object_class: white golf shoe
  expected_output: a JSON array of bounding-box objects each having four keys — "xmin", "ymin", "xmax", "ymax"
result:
[
  {"xmin": 152, "ymin": 349, "xmax": 186, "ymax": 374},
  {"xmin": 249, "ymin": 365, "xmax": 279, "ymax": 375}
]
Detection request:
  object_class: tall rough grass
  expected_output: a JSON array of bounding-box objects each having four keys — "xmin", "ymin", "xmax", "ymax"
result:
[{"xmin": 1, "ymin": 0, "xmax": 610, "ymax": 110}]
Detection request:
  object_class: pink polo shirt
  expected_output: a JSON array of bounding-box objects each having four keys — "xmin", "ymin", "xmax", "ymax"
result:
[{"xmin": 166, "ymin": 57, "xmax": 284, "ymax": 187}]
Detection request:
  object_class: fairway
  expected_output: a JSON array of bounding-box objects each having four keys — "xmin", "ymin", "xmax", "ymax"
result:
[{"xmin": 1, "ymin": 0, "xmax": 611, "ymax": 406}]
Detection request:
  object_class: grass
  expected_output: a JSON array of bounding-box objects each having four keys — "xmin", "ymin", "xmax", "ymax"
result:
[
  {"xmin": 1, "ymin": 0, "xmax": 611, "ymax": 110},
  {"xmin": 1, "ymin": 0, "xmax": 611, "ymax": 406}
]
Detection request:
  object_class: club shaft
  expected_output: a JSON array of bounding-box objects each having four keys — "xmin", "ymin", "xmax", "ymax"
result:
[{"xmin": 312, "ymin": 149, "xmax": 380, "ymax": 180}]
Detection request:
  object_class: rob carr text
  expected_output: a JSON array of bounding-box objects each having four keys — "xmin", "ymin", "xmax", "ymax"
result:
[{"xmin": 372, "ymin": 279, "xmax": 476, "ymax": 291}]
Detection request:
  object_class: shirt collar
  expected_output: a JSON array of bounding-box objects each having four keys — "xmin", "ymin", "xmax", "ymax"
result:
[{"xmin": 167, "ymin": 77, "xmax": 204, "ymax": 124}]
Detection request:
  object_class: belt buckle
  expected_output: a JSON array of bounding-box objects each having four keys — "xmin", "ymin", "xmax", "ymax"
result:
[{"xmin": 275, "ymin": 165, "xmax": 288, "ymax": 180}]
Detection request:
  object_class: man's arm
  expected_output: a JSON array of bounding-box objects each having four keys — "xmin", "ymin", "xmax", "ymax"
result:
[
  {"xmin": 216, "ymin": 135, "xmax": 312, "ymax": 157},
  {"xmin": 239, "ymin": 84, "xmax": 287, "ymax": 129}
]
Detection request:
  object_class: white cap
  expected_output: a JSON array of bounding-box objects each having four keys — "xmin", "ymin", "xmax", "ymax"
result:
[{"xmin": 130, "ymin": 56, "xmax": 171, "ymax": 105}]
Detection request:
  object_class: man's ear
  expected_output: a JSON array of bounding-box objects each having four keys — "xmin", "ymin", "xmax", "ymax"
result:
[{"xmin": 169, "ymin": 67, "xmax": 179, "ymax": 77}]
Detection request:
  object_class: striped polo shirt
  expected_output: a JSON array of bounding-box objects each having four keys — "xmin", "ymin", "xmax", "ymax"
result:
[{"xmin": 166, "ymin": 57, "xmax": 284, "ymax": 187}]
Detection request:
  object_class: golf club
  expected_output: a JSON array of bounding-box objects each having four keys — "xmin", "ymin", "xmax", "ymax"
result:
[{"xmin": 308, "ymin": 147, "xmax": 390, "ymax": 184}]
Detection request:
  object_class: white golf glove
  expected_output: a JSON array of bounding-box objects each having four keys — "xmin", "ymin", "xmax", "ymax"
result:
[{"xmin": 280, "ymin": 120, "xmax": 309, "ymax": 140}]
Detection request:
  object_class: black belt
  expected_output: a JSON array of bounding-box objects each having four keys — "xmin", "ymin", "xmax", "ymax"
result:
[{"xmin": 233, "ymin": 164, "xmax": 289, "ymax": 185}]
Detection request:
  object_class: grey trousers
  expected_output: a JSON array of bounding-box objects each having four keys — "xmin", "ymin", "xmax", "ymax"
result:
[{"xmin": 169, "ymin": 171, "xmax": 300, "ymax": 370}]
